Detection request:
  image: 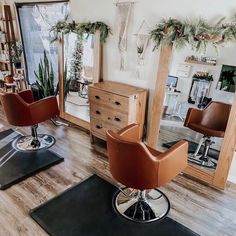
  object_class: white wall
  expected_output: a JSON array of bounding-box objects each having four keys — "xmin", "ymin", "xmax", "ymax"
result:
[
  {"xmin": 7, "ymin": 0, "xmax": 236, "ymax": 183},
  {"xmin": 8, "ymin": 0, "xmax": 236, "ymax": 103},
  {"xmin": 229, "ymin": 152, "xmax": 236, "ymax": 183},
  {"xmin": 169, "ymin": 45, "xmax": 236, "ymax": 104}
]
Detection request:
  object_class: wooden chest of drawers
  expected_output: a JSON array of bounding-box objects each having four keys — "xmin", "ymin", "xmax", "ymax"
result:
[{"xmin": 88, "ymin": 81, "xmax": 147, "ymax": 141}]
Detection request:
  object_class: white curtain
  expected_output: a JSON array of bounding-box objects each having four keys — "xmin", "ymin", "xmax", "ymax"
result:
[
  {"xmin": 32, "ymin": 4, "xmax": 68, "ymax": 53},
  {"xmin": 18, "ymin": 2, "xmax": 68, "ymax": 84}
]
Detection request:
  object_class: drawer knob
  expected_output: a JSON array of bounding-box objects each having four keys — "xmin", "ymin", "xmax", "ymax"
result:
[
  {"xmin": 115, "ymin": 101, "xmax": 121, "ymax": 106},
  {"xmin": 96, "ymin": 110, "xmax": 101, "ymax": 115},
  {"xmin": 95, "ymin": 95, "xmax": 100, "ymax": 100},
  {"xmin": 96, "ymin": 125, "xmax": 102, "ymax": 129},
  {"xmin": 114, "ymin": 117, "xmax": 121, "ymax": 122}
]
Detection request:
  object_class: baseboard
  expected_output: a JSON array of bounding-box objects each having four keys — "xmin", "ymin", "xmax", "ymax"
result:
[{"xmin": 228, "ymin": 175, "xmax": 236, "ymax": 184}]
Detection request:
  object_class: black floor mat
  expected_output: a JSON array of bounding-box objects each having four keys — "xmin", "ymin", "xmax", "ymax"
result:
[
  {"xmin": 0, "ymin": 129, "xmax": 64, "ymax": 190},
  {"xmin": 31, "ymin": 175, "xmax": 199, "ymax": 236}
]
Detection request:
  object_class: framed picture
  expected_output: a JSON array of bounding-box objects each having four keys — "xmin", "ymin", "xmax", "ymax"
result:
[
  {"xmin": 217, "ymin": 64, "xmax": 236, "ymax": 93},
  {"xmin": 188, "ymin": 79, "xmax": 211, "ymax": 105}
]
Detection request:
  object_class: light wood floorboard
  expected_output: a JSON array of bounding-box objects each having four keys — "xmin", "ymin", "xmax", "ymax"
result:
[{"xmin": 0, "ymin": 109, "xmax": 235, "ymax": 236}]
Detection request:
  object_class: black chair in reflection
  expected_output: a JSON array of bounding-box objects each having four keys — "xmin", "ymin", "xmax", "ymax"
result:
[{"xmin": 197, "ymin": 97, "xmax": 212, "ymax": 109}]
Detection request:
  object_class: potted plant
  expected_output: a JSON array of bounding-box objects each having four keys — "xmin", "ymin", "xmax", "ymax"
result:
[
  {"xmin": 5, "ymin": 75, "xmax": 14, "ymax": 84},
  {"xmin": 34, "ymin": 50, "xmax": 56, "ymax": 98},
  {"xmin": 10, "ymin": 42, "xmax": 23, "ymax": 69}
]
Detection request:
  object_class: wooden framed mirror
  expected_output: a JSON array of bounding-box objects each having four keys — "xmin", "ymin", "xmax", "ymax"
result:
[
  {"xmin": 58, "ymin": 31, "xmax": 102, "ymax": 129},
  {"xmin": 148, "ymin": 45, "xmax": 236, "ymax": 190}
]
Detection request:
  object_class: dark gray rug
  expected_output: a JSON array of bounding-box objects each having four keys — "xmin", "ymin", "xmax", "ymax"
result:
[
  {"xmin": 30, "ymin": 175, "xmax": 199, "ymax": 236},
  {"xmin": 0, "ymin": 129, "xmax": 64, "ymax": 190},
  {"xmin": 163, "ymin": 139, "xmax": 220, "ymax": 161}
]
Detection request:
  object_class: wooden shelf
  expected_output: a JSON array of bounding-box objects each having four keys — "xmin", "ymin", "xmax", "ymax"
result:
[
  {"xmin": 185, "ymin": 59, "xmax": 216, "ymax": 66},
  {"xmin": 0, "ymin": 5, "xmax": 17, "ymax": 75},
  {"xmin": 0, "ymin": 18, "xmax": 16, "ymax": 21},
  {"xmin": 0, "ymin": 40, "xmax": 15, "ymax": 44},
  {"xmin": 0, "ymin": 60, "xmax": 10, "ymax": 64}
]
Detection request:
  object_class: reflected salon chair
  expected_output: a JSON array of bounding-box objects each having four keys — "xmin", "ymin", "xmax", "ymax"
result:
[
  {"xmin": 106, "ymin": 124, "xmax": 188, "ymax": 223},
  {"xmin": 0, "ymin": 89, "xmax": 60, "ymax": 151},
  {"xmin": 184, "ymin": 101, "xmax": 231, "ymax": 168}
]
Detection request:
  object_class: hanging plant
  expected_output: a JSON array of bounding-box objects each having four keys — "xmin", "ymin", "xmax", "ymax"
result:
[
  {"xmin": 50, "ymin": 19, "xmax": 111, "ymax": 43},
  {"xmin": 150, "ymin": 15, "xmax": 236, "ymax": 52}
]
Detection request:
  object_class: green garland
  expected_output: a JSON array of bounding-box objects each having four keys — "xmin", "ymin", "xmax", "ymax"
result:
[
  {"xmin": 150, "ymin": 16, "xmax": 236, "ymax": 52},
  {"xmin": 50, "ymin": 19, "xmax": 112, "ymax": 44}
]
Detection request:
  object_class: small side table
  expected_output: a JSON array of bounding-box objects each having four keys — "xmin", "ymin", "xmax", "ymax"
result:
[
  {"xmin": 13, "ymin": 76, "xmax": 27, "ymax": 91},
  {"xmin": 14, "ymin": 68, "xmax": 28, "ymax": 91},
  {"xmin": 77, "ymin": 79, "xmax": 92, "ymax": 99},
  {"xmin": 5, "ymin": 82, "xmax": 16, "ymax": 92}
]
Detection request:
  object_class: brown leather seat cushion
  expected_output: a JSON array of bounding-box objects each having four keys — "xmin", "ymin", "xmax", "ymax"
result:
[{"xmin": 188, "ymin": 123, "xmax": 225, "ymax": 137}]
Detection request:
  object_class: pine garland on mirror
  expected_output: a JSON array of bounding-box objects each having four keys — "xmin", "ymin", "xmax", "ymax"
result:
[
  {"xmin": 150, "ymin": 15, "xmax": 236, "ymax": 52},
  {"xmin": 50, "ymin": 18, "xmax": 111, "ymax": 43}
]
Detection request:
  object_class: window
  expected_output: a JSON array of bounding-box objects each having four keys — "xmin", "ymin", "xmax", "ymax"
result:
[{"xmin": 16, "ymin": 1, "xmax": 69, "ymax": 85}]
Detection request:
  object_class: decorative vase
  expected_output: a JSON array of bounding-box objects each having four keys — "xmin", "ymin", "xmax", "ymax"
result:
[{"xmin": 5, "ymin": 75, "xmax": 14, "ymax": 84}]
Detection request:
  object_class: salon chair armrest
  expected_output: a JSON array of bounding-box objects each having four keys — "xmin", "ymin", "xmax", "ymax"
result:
[
  {"xmin": 18, "ymin": 90, "xmax": 34, "ymax": 104},
  {"xmin": 29, "ymin": 96, "xmax": 60, "ymax": 124},
  {"xmin": 117, "ymin": 123, "xmax": 140, "ymax": 141},
  {"xmin": 156, "ymin": 140, "xmax": 188, "ymax": 186},
  {"xmin": 145, "ymin": 144, "xmax": 162, "ymax": 156}
]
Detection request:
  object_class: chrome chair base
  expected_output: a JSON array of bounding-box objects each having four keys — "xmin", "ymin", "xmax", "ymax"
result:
[
  {"xmin": 188, "ymin": 136, "xmax": 217, "ymax": 169},
  {"xmin": 12, "ymin": 134, "xmax": 56, "ymax": 151},
  {"xmin": 188, "ymin": 154, "xmax": 216, "ymax": 168},
  {"xmin": 113, "ymin": 188, "xmax": 170, "ymax": 223}
]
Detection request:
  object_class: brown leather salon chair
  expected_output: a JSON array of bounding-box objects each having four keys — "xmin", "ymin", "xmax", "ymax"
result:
[
  {"xmin": 106, "ymin": 124, "xmax": 188, "ymax": 223},
  {"xmin": 0, "ymin": 89, "xmax": 59, "ymax": 151},
  {"xmin": 184, "ymin": 101, "xmax": 231, "ymax": 168}
]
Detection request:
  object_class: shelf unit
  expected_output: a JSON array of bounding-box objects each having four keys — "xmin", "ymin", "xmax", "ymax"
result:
[
  {"xmin": 185, "ymin": 59, "xmax": 216, "ymax": 66},
  {"xmin": 0, "ymin": 5, "xmax": 17, "ymax": 75}
]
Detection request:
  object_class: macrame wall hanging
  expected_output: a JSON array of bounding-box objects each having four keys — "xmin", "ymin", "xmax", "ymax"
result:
[
  {"xmin": 116, "ymin": 1, "xmax": 134, "ymax": 70},
  {"xmin": 135, "ymin": 20, "xmax": 150, "ymax": 78}
]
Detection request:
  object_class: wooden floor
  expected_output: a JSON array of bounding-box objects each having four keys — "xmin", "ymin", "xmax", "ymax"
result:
[
  {"xmin": 0, "ymin": 111, "xmax": 236, "ymax": 236},
  {"xmin": 65, "ymin": 91, "xmax": 90, "ymax": 122}
]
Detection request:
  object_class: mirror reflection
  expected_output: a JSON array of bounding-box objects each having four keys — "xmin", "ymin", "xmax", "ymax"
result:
[
  {"xmin": 157, "ymin": 47, "xmax": 233, "ymax": 174},
  {"xmin": 217, "ymin": 64, "xmax": 236, "ymax": 93},
  {"xmin": 63, "ymin": 32, "xmax": 94, "ymax": 122}
]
